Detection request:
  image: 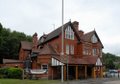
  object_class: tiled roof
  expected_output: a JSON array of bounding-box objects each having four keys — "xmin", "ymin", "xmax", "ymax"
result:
[
  {"xmin": 32, "ymin": 49, "xmax": 40, "ymax": 53},
  {"xmin": 82, "ymin": 56, "xmax": 98, "ymax": 64},
  {"xmin": 80, "ymin": 30, "xmax": 104, "ymax": 48},
  {"xmin": 39, "ymin": 21, "xmax": 80, "ymax": 44},
  {"xmin": 81, "ymin": 30, "xmax": 95, "ymax": 42},
  {"xmin": 40, "ymin": 22, "xmax": 70, "ymax": 44},
  {"xmin": 21, "ymin": 41, "xmax": 32, "ymax": 50},
  {"xmin": 52, "ymin": 55, "xmax": 98, "ymax": 65},
  {"xmin": 39, "ymin": 44, "xmax": 58, "ymax": 55}
]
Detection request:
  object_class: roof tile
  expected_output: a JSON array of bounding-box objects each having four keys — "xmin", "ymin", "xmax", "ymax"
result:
[{"xmin": 21, "ymin": 41, "xmax": 32, "ymax": 50}]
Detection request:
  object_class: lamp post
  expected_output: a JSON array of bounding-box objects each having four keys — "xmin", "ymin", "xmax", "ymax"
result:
[
  {"xmin": 61, "ymin": 0, "xmax": 64, "ymax": 82},
  {"xmin": 67, "ymin": 54, "xmax": 69, "ymax": 83}
]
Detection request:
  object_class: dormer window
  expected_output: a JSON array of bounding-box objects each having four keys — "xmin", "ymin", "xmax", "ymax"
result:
[
  {"xmin": 65, "ymin": 26, "xmax": 74, "ymax": 40},
  {"xmin": 91, "ymin": 34, "xmax": 98, "ymax": 43},
  {"xmin": 40, "ymin": 37, "xmax": 45, "ymax": 43}
]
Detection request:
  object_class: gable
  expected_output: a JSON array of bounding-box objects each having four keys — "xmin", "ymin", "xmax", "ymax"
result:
[
  {"xmin": 81, "ymin": 30, "xmax": 104, "ymax": 48},
  {"xmin": 51, "ymin": 57, "xmax": 64, "ymax": 66},
  {"xmin": 91, "ymin": 34, "xmax": 98, "ymax": 43},
  {"xmin": 96, "ymin": 58, "xmax": 102, "ymax": 66},
  {"xmin": 65, "ymin": 25, "xmax": 74, "ymax": 40},
  {"xmin": 39, "ymin": 21, "xmax": 80, "ymax": 45},
  {"xmin": 38, "ymin": 44, "xmax": 57, "ymax": 55},
  {"xmin": 39, "ymin": 21, "xmax": 71, "ymax": 44},
  {"xmin": 40, "ymin": 37, "xmax": 45, "ymax": 43}
]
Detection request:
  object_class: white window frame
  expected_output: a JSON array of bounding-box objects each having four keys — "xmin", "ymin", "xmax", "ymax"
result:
[
  {"xmin": 100, "ymin": 49, "xmax": 102, "ymax": 57},
  {"xmin": 83, "ymin": 49, "xmax": 88, "ymax": 55},
  {"xmin": 65, "ymin": 28, "xmax": 69, "ymax": 39},
  {"xmin": 83, "ymin": 49, "xmax": 86, "ymax": 55},
  {"xmin": 91, "ymin": 34, "xmax": 98, "ymax": 43},
  {"xmin": 93, "ymin": 48, "xmax": 97, "ymax": 56},
  {"xmin": 40, "ymin": 37, "xmax": 44, "ymax": 43},
  {"xmin": 66, "ymin": 44, "xmax": 69, "ymax": 54},
  {"xmin": 65, "ymin": 26, "xmax": 74, "ymax": 40},
  {"xmin": 70, "ymin": 45, "xmax": 74, "ymax": 54},
  {"xmin": 41, "ymin": 64, "xmax": 48, "ymax": 70}
]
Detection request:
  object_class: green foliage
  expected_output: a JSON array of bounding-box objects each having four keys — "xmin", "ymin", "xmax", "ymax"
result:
[
  {"xmin": 0, "ymin": 23, "xmax": 32, "ymax": 59},
  {"xmin": 115, "ymin": 64, "xmax": 120, "ymax": 69},
  {"xmin": 0, "ymin": 67, "xmax": 9, "ymax": 78},
  {"xmin": 0, "ymin": 67, "xmax": 22, "ymax": 79},
  {"xmin": 102, "ymin": 52, "xmax": 120, "ymax": 70},
  {"xmin": 7, "ymin": 68, "xmax": 22, "ymax": 79},
  {"xmin": 0, "ymin": 23, "xmax": 3, "ymax": 33}
]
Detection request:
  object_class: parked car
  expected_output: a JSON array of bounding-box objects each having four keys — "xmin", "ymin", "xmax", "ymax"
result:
[{"xmin": 104, "ymin": 72, "xmax": 112, "ymax": 78}]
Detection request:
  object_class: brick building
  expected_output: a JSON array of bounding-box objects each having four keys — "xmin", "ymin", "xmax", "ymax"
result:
[{"xmin": 19, "ymin": 21, "xmax": 104, "ymax": 80}]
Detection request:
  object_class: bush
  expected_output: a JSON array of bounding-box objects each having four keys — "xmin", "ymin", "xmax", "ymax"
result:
[
  {"xmin": 0, "ymin": 67, "xmax": 9, "ymax": 78},
  {"xmin": 0, "ymin": 67, "xmax": 22, "ymax": 79}
]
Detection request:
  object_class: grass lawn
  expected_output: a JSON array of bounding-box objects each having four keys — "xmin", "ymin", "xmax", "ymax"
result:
[{"xmin": 0, "ymin": 79, "xmax": 60, "ymax": 84}]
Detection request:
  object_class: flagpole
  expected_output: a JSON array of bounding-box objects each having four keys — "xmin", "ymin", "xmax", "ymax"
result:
[{"xmin": 61, "ymin": 0, "xmax": 64, "ymax": 82}]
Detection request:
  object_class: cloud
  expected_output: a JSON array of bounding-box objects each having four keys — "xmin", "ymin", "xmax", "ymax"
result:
[
  {"xmin": 104, "ymin": 43, "xmax": 120, "ymax": 56},
  {"xmin": 0, "ymin": 0, "xmax": 120, "ymax": 55}
]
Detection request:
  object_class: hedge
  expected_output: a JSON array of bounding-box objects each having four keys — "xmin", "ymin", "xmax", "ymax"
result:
[{"xmin": 0, "ymin": 67, "xmax": 22, "ymax": 79}]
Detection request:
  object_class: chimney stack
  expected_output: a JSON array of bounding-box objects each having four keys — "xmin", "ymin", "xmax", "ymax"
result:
[
  {"xmin": 32, "ymin": 32, "xmax": 38, "ymax": 50},
  {"xmin": 79, "ymin": 30, "xmax": 84, "ymax": 37},
  {"xmin": 72, "ymin": 21, "xmax": 79, "ymax": 31}
]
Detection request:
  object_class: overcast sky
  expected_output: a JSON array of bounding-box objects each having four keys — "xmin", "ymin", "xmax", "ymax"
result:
[{"xmin": 0, "ymin": 0, "xmax": 120, "ymax": 55}]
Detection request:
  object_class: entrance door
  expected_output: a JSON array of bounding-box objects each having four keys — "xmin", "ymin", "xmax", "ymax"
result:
[
  {"xmin": 52, "ymin": 66, "xmax": 61, "ymax": 79},
  {"xmin": 69, "ymin": 66, "xmax": 75, "ymax": 80},
  {"xmin": 87, "ymin": 66, "xmax": 92, "ymax": 78}
]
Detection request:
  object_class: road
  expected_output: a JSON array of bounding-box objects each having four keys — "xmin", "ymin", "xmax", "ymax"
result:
[{"xmin": 59, "ymin": 78, "xmax": 120, "ymax": 84}]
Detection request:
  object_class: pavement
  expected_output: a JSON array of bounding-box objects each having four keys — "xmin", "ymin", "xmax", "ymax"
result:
[
  {"xmin": 59, "ymin": 78, "xmax": 120, "ymax": 84},
  {"xmin": 104, "ymin": 80, "xmax": 120, "ymax": 84}
]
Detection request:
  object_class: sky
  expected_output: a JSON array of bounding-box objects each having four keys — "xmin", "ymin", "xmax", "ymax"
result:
[{"xmin": 0, "ymin": 0, "xmax": 120, "ymax": 55}]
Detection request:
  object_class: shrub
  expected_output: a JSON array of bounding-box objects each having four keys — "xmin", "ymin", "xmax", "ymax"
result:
[
  {"xmin": 0, "ymin": 67, "xmax": 9, "ymax": 78},
  {"xmin": 0, "ymin": 67, "xmax": 22, "ymax": 79}
]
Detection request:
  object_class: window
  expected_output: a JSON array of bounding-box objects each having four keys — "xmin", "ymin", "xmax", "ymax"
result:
[
  {"xmin": 65, "ymin": 26, "xmax": 74, "ymax": 40},
  {"xmin": 83, "ymin": 49, "xmax": 89, "ymax": 55},
  {"xmin": 66, "ymin": 44, "xmax": 74, "ymax": 55},
  {"xmin": 66, "ymin": 44, "xmax": 69, "ymax": 54},
  {"xmin": 99, "ymin": 49, "xmax": 102, "ymax": 57},
  {"xmin": 65, "ymin": 28, "xmax": 69, "ymax": 39},
  {"xmin": 91, "ymin": 34, "xmax": 98, "ymax": 43},
  {"xmin": 83, "ymin": 49, "xmax": 86, "ymax": 55},
  {"xmin": 70, "ymin": 45, "xmax": 74, "ymax": 54},
  {"xmin": 40, "ymin": 37, "xmax": 44, "ymax": 43},
  {"xmin": 92, "ymin": 48, "xmax": 97, "ymax": 56},
  {"xmin": 41, "ymin": 64, "xmax": 48, "ymax": 70}
]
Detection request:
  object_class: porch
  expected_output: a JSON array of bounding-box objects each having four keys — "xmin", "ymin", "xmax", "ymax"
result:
[
  {"xmin": 64, "ymin": 65, "xmax": 103, "ymax": 80},
  {"xmin": 51, "ymin": 56, "xmax": 103, "ymax": 80},
  {"xmin": 51, "ymin": 65, "xmax": 103, "ymax": 80}
]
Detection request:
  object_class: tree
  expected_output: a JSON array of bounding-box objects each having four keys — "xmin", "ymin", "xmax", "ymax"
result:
[
  {"xmin": 106, "ymin": 59, "xmax": 115, "ymax": 69},
  {"xmin": 0, "ymin": 23, "xmax": 2, "ymax": 33},
  {"xmin": 102, "ymin": 52, "xmax": 120, "ymax": 70},
  {"xmin": 0, "ymin": 23, "xmax": 32, "ymax": 59}
]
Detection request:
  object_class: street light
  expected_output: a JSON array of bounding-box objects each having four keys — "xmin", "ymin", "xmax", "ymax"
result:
[{"xmin": 61, "ymin": 0, "xmax": 64, "ymax": 82}]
